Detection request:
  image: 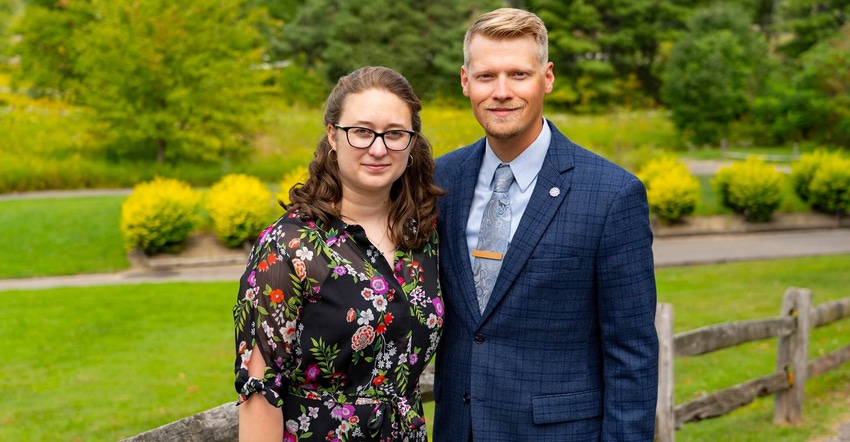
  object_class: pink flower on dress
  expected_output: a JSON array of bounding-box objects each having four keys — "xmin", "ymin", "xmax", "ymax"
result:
[
  {"xmin": 330, "ymin": 404, "xmax": 355, "ymax": 420},
  {"xmin": 351, "ymin": 325, "xmax": 375, "ymax": 351},
  {"xmin": 432, "ymin": 297, "xmax": 444, "ymax": 317},
  {"xmin": 370, "ymin": 276, "xmax": 389, "ymax": 295},
  {"xmin": 305, "ymin": 364, "xmax": 320, "ymax": 382},
  {"xmin": 346, "ymin": 308, "xmax": 356, "ymax": 323},
  {"xmin": 292, "ymin": 258, "xmax": 307, "ymax": 280}
]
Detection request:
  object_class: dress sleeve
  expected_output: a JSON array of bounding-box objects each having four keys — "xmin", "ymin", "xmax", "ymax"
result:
[{"xmin": 233, "ymin": 226, "xmax": 303, "ymax": 408}]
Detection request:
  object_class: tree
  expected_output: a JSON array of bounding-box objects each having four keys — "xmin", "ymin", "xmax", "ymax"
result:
[
  {"xmin": 74, "ymin": 0, "xmax": 271, "ymax": 163},
  {"xmin": 661, "ymin": 4, "xmax": 766, "ymax": 144},
  {"xmin": 7, "ymin": 0, "xmax": 94, "ymax": 98},
  {"xmin": 278, "ymin": 0, "xmax": 502, "ymax": 102},
  {"xmin": 0, "ymin": 0, "xmax": 23, "ymax": 58},
  {"xmin": 531, "ymin": 0, "xmax": 713, "ymax": 110},
  {"xmin": 778, "ymin": 0, "xmax": 850, "ymax": 58}
]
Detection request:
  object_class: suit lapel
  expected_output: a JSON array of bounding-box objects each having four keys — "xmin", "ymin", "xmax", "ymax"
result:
[
  {"xmin": 445, "ymin": 141, "xmax": 486, "ymax": 320},
  {"xmin": 481, "ymin": 124, "xmax": 575, "ymax": 319}
]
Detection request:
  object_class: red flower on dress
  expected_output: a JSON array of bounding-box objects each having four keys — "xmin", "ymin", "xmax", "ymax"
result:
[
  {"xmin": 269, "ymin": 289, "xmax": 284, "ymax": 304},
  {"xmin": 292, "ymin": 258, "xmax": 307, "ymax": 280},
  {"xmin": 288, "ymin": 238, "xmax": 301, "ymax": 249},
  {"xmin": 258, "ymin": 260, "xmax": 269, "ymax": 272},
  {"xmin": 384, "ymin": 312, "xmax": 394, "ymax": 325},
  {"xmin": 346, "ymin": 308, "xmax": 356, "ymax": 323},
  {"xmin": 375, "ymin": 325, "xmax": 386, "ymax": 335},
  {"xmin": 373, "ymin": 375, "xmax": 386, "ymax": 386},
  {"xmin": 267, "ymin": 253, "xmax": 278, "ymax": 265},
  {"xmin": 351, "ymin": 325, "xmax": 375, "ymax": 351}
]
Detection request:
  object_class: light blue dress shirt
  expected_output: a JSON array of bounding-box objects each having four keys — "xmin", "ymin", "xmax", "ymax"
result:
[{"xmin": 466, "ymin": 119, "xmax": 552, "ymax": 266}]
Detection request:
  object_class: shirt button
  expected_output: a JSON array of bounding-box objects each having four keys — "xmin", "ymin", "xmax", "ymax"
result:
[
  {"xmin": 474, "ymin": 334, "xmax": 485, "ymax": 344},
  {"xmin": 463, "ymin": 393, "xmax": 471, "ymax": 404}
]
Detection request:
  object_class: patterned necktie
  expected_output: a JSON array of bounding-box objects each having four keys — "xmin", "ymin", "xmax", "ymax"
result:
[{"xmin": 472, "ymin": 164, "xmax": 514, "ymax": 313}]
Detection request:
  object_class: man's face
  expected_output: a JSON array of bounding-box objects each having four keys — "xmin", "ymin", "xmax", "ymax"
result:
[{"xmin": 461, "ymin": 34, "xmax": 553, "ymax": 155}]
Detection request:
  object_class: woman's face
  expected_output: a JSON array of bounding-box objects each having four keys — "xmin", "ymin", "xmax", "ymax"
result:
[{"xmin": 328, "ymin": 88, "xmax": 414, "ymax": 201}]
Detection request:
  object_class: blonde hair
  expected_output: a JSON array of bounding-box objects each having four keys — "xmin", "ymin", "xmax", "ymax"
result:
[{"xmin": 463, "ymin": 8, "xmax": 549, "ymax": 67}]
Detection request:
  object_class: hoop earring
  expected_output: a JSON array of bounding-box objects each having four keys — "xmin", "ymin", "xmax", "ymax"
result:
[
  {"xmin": 407, "ymin": 155, "xmax": 413, "ymax": 168},
  {"xmin": 328, "ymin": 149, "xmax": 337, "ymax": 161}
]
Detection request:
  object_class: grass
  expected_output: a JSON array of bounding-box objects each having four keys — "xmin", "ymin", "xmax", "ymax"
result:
[
  {"xmin": 656, "ymin": 255, "xmax": 850, "ymax": 441},
  {"xmin": 0, "ymin": 195, "xmax": 130, "ymax": 278},
  {"xmin": 1, "ymin": 256, "xmax": 849, "ymax": 441},
  {"xmin": 0, "ymin": 282, "xmax": 236, "ymax": 441}
]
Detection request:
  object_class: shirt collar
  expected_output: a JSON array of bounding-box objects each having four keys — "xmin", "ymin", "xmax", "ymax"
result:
[{"xmin": 482, "ymin": 118, "xmax": 551, "ymax": 192}]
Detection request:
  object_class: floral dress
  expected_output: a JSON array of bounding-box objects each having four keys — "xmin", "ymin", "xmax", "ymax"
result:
[{"xmin": 233, "ymin": 210, "xmax": 443, "ymax": 442}]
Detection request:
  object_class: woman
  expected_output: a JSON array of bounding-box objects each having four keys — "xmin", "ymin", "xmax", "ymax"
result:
[{"xmin": 233, "ymin": 66, "xmax": 444, "ymax": 442}]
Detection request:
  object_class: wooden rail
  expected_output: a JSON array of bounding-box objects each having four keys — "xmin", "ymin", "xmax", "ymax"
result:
[
  {"xmin": 123, "ymin": 288, "xmax": 850, "ymax": 441},
  {"xmin": 655, "ymin": 288, "xmax": 850, "ymax": 442}
]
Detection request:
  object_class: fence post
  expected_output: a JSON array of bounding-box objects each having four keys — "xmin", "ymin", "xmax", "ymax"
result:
[
  {"xmin": 655, "ymin": 302, "xmax": 675, "ymax": 442},
  {"xmin": 773, "ymin": 287, "xmax": 812, "ymax": 425}
]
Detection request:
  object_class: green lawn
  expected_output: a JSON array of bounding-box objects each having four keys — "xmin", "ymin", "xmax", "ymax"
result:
[
  {"xmin": 0, "ymin": 195, "xmax": 130, "ymax": 278},
  {"xmin": 1, "ymin": 255, "xmax": 849, "ymax": 441}
]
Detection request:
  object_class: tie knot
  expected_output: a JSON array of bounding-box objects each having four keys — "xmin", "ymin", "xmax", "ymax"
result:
[{"xmin": 493, "ymin": 164, "xmax": 514, "ymax": 193}]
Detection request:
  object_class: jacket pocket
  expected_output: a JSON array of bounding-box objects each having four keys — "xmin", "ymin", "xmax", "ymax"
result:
[{"xmin": 531, "ymin": 390, "xmax": 602, "ymax": 425}]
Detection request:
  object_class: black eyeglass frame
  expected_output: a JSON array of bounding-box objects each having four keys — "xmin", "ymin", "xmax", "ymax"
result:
[{"xmin": 333, "ymin": 124, "xmax": 417, "ymax": 151}]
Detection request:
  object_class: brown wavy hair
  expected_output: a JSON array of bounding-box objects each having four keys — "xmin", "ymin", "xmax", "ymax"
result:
[{"xmin": 287, "ymin": 66, "xmax": 445, "ymax": 250}]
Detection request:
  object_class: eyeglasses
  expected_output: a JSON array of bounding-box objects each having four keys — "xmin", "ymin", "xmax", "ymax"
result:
[{"xmin": 334, "ymin": 124, "xmax": 416, "ymax": 151}]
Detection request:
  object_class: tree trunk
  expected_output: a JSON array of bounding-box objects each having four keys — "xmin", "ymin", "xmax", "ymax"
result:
[{"xmin": 157, "ymin": 139, "xmax": 165, "ymax": 164}]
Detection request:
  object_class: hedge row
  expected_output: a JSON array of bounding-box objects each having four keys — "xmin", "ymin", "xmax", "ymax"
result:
[
  {"xmin": 638, "ymin": 151, "xmax": 850, "ymax": 224},
  {"xmin": 120, "ymin": 171, "xmax": 302, "ymax": 255}
]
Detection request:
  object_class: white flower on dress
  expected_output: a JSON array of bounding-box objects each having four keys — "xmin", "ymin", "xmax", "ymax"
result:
[
  {"xmin": 298, "ymin": 413, "xmax": 311, "ymax": 431},
  {"xmin": 295, "ymin": 246, "xmax": 314, "ymax": 261},
  {"xmin": 372, "ymin": 295, "xmax": 387, "ymax": 312},
  {"xmin": 357, "ymin": 309, "xmax": 374, "ymax": 325},
  {"xmin": 285, "ymin": 419, "xmax": 299, "ymax": 433},
  {"xmin": 427, "ymin": 314, "xmax": 439, "ymax": 329}
]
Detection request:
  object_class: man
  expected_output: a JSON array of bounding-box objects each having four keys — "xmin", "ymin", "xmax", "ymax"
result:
[{"xmin": 433, "ymin": 8, "xmax": 658, "ymax": 441}]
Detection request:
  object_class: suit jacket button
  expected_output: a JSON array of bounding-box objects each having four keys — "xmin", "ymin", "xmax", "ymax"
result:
[
  {"xmin": 463, "ymin": 393, "xmax": 471, "ymax": 404},
  {"xmin": 474, "ymin": 333, "xmax": 485, "ymax": 344}
]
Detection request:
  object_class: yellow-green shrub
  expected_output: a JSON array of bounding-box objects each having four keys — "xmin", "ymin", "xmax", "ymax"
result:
[
  {"xmin": 808, "ymin": 156, "xmax": 850, "ymax": 214},
  {"xmin": 789, "ymin": 149, "xmax": 835, "ymax": 204},
  {"xmin": 638, "ymin": 156, "xmax": 700, "ymax": 223},
  {"xmin": 275, "ymin": 165, "xmax": 309, "ymax": 209},
  {"xmin": 120, "ymin": 177, "xmax": 201, "ymax": 254},
  {"xmin": 713, "ymin": 157, "xmax": 785, "ymax": 222},
  {"xmin": 205, "ymin": 174, "xmax": 273, "ymax": 248}
]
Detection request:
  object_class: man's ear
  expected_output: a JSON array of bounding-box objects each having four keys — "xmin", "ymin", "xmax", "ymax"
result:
[{"xmin": 461, "ymin": 65, "xmax": 470, "ymax": 97}]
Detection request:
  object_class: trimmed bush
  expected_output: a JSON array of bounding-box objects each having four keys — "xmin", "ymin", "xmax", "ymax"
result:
[
  {"xmin": 275, "ymin": 165, "xmax": 309, "ymax": 208},
  {"xmin": 713, "ymin": 157, "xmax": 785, "ymax": 222},
  {"xmin": 120, "ymin": 177, "xmax": 201, "ymax": 254},
  {"xmin": 205, "ymin": 174, "xmax": 273, "ymax": 248},
  {"xmin": 638, "ymin": 156, "xmax": 700, "ymax": 223},
  {"xmin": 789, "ymin": 150, "xmax": 835, "ymax": 204},
  {"xmin": 808, "ymin": 157, "xmax": 850, "ymax": 214}
]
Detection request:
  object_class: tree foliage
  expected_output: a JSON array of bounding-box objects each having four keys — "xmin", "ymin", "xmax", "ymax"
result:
[
  {"xmin": 778, "ymin": 0, "xmax": 850, "ymax": 58},
  {"xmin": 7, "ymin": 0, "xmax": 93, "ymax": 97},
  {"xmin": 661, "ymin": 4, "xmax": 766, "ymax": 144},
  {"xmin": 278, "ymin": 0, "xmax": 502, "ymax": 103},
  {"xmin": 73, "ymin": 0, "xmax": 270, "ymax": 163},
  {"xmin": 531, "ymin": 0, "xmax": 714, "ymax": 110}
]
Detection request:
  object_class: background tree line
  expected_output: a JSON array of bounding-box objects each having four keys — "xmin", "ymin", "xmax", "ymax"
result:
[{"xmin": 1, "ymin": 0, "xmax": 848, "ymax": 164}]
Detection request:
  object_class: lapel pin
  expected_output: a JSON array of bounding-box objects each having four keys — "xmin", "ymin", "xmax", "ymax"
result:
[{"xmin": 549, "ymin": 187, "xmax": 560, "ymax": 197}]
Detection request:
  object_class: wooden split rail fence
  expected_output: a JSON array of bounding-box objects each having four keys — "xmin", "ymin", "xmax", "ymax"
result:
[
  {"xmin": 655, "ymin": 287, "xmax": 850, "ymax": 441},
  {"xmin": 124, "ymin": 287, "xmax": 850, "ymax": 441}
]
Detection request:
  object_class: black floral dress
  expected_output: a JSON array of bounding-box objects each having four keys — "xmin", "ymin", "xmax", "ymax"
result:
[{"xmin": 233, "ymin": 210, "xmax": 443, "ymax": 442}]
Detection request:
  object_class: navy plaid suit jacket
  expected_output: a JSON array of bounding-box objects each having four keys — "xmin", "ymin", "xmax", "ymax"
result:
[{"xmin": 432, "ymin": 121, "xmax": 658, "ymax": 441}]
